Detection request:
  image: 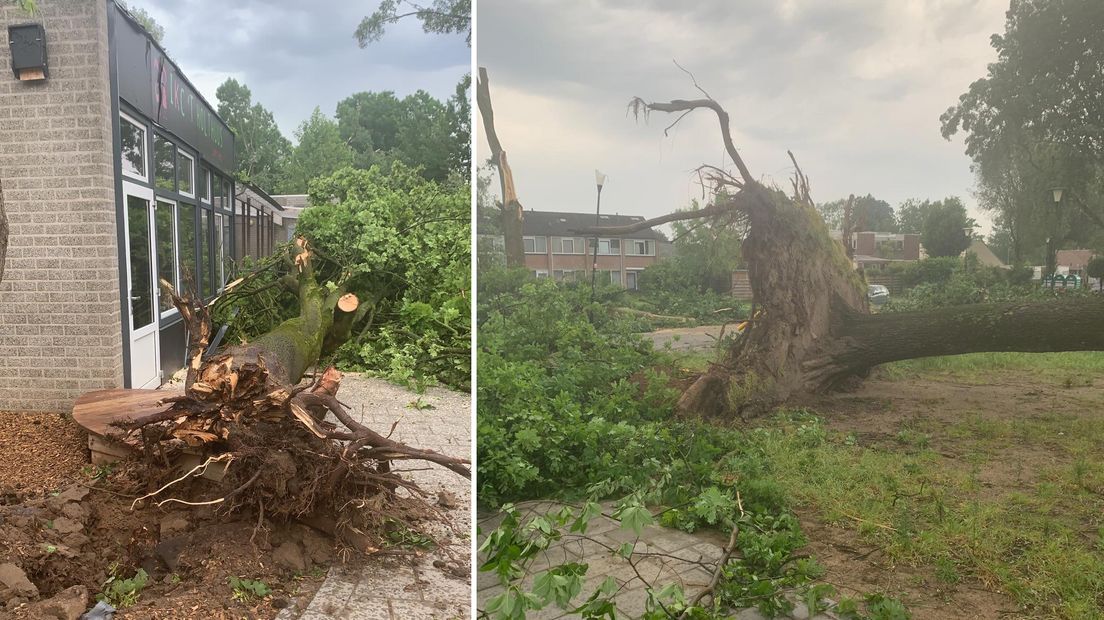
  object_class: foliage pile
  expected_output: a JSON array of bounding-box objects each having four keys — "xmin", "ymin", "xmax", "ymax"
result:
[
  {"xmin": 477, "ymin": 271, "xmax": 910, "ymax": 618},
  {"xmin": 214, "ymin": 164, "xmax": 470, "ymax": 390}
]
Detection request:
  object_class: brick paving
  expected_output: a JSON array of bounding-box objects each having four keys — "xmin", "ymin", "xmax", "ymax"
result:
[
  {"xmin": 279, "ymin": 374, "xmax": 471, "ymax": 620},
  {"xmin": 477, "ymin": 501, "xmax": 837, "ymax": 619}
]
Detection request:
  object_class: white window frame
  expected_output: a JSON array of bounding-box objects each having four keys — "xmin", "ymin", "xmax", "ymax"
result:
[
  {"xmin": 119, "ymin": 111, "xmax": 148, "ymax": 182},
  {"xmin": 533, "ymin": 269, "xmax": 549, "ymax": 279},
  {"xmin": 523, "ymin": 235, "xmax": 548, "ymax": 254},
  {"xmin": 554, "ymin": 237, "xmax": 584, "ymax": 255},
  {"xmin": 153, "ymin": 198, "xmax": 180, "ymax": 321},
  {"xmin": 626, "ymin": 239, "xmax": 656, "ymax": 256},
  {"xmin": 598, "ymin": 238, "xmax": 620, "ymax": 255},
  {"xmin": 177, "ymin": 151, "xmax": 196, "ymax": 198}
]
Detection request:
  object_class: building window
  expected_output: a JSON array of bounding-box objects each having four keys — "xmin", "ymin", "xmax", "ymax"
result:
[
  {"xmin": 154, "ymin": 199, "xmax": 178, "ymax": 315},
  {"xmin": 532, "ymin": 270, "xmax": 549, "ymax": 279},
  {"xmin": 626, "ymin": 270, "xmax": 642, "ymax": 290},
  {"xmin": 199, "ymin": 167, "xmax": 210, "ymax": 203},
  {"xmin": 627, "ymin": 239, "xmax": 655, "ymax": 256},
  {"xmin": 177, "ymin": 152, "xmax": 194, "ymax": 197},
  {"xmin": 553, "ymin": 269, "xmax": 580, "ymax": 282},
  {"xmin": 523, "ymin": 236, "xmax": 548, "ymax": 254},
  {"xmin": 597, "ymin": 238, "xmax": 620, "ymax": 255},
  {"xmin": 119, "ymin": 113, "xmax": 147, "ymax": 181},
  {"xmin": 554, "ymin": 237, "xmax": 584, "ymax": 254},
  {"xmin": 154, "ymin": 134, "xmax": 176, "ymax": 192},
  {"xmin": 178, "ymin": 203, "xmax": 196, "ymax": 295}
]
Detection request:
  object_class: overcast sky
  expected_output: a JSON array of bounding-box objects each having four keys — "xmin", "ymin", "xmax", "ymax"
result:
[
  {"xmin": 132, "ymin": 0, "xmax": 470, "ymax": 140},
  {"xmin": 476, "ymin": 0, "xmax": 1010, "ymax": 234}
]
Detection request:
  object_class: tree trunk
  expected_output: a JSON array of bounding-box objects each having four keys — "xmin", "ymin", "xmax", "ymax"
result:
[{"xmin": 477, "ymin": 67, "xmax": 525, "ymax": 268}]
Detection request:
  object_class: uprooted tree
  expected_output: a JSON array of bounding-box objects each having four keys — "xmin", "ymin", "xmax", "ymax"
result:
[
  {"xmin": 578, "ymin": 95, "xmax": 1104, "ymax": 419},
  {"xmin": 118, "ymin": 238, "xmax": 469, "ymax": 551}
]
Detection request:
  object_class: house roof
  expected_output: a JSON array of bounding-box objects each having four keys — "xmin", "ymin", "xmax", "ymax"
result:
[
  {"xmin": 522, "ymin": 210, "xmax": 668, "ymax": 241},
  {"xmin": 1056, "ymin": 249, "xmax": 1095, "ymax": 269},
  {"xmin": 964, "ymin": 239, "xmax": 1007, "ymax": 268}
]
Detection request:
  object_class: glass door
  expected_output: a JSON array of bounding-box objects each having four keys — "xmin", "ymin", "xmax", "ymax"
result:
[{"xmin": 122, "ymin": 181, "xmax": 161, "ymax": 388}]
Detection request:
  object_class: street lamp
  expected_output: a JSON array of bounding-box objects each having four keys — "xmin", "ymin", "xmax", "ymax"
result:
[
  {"xmin": 590, "ymin": 170, "xmax": 607, "ymax": 301},
  {"xmin": 1051, "ymin": 187, "xmax": 1065, "ymax": 204},
  {"xmin": 962, "ymin": 226, "xmax": 973, "ymax": 272},
  {"xmin": 1047, "ymin": 188, "xmax": 1065, "ymax": 277}
]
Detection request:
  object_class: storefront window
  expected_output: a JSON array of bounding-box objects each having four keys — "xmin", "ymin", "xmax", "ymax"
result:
[
  {"xmin": 178, "ymin": 203, "xmax": 196, "ymax": 293},
  {"xmin": 199, "ymin": 167, "xmax": 210, "ymax": 202},
  {"xmin": 200, "ymin": 209, "xmax": 211, "ymax": 299},
  {"xmin": 154, "ymin": 135, "xmax": 176, "ymax": 192},
  {"xmin": 127, "ymin": 195, "xmax": 153, "ymax": 328},
  {"xmin": 120, "ymin": 114, "xmax": 146, "ymax": 180},
  {"xmin": 155, "ymin": 200, "xmax": 177, "ymax": 312},
  {"xmin": 178, "ymin": 152, "xmax": 194, "ymax": 197}
]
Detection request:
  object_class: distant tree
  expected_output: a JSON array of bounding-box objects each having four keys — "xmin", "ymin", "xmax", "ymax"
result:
[
  {"xmin": 818, "ymin": 194, "xmax": 896, "ymax": 232},
  {"xmin": 118, "ymin": 1, "xmax": 165, "ymax": 43},
  {"xmin": 356, "ymin": 0, "xmax": 471, "ymax": 46},
  {"xmin": 447, "ymin": 74, "xmax": 472, "ymax": 178},
  {"xmin": 215, "ymin": 79, "xmax": 292, "ymax": 192},
  {"xmin": 335, "ymin": 88, "xmax": 463, "ymax": 182},
  {"xmin": 280, "ymin": 108, "xmax": 356, "ymax": 194},
  {"xmin": 896, "ymin": 198, "xmax": 933, "ymax": 235},
  {"xmin": 920, "ymin": 197, "xmax": 976, "ymax": 258},
  {"xmin": 1087, "ymin": 255, "xmax": 1104, "ymax": 290}
]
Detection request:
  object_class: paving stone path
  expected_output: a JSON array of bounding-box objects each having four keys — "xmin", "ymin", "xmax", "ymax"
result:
[
  {"xmin": 477, "ymin": 501, "xmax": 837, "ymax": 620},
  {"xmin": 278, "ymin": 374, "xmax": 471, "ymax": 620},
  {"xmin": 643, "ymin": 325, "xmax": 726, "ymax": 352}
]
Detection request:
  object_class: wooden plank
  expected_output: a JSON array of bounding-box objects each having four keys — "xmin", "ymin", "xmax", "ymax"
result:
[{"xmin": 72, "ymin": 388, "xmax": 183, "ymax": 438}]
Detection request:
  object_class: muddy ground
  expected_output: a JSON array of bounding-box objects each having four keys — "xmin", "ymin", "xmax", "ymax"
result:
[{"xmin": 792, "ymin": 369, "xmax": 1104, "ymax": 620}]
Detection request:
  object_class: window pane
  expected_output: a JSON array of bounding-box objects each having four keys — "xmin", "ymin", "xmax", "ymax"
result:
[
  {"xmin": 199, "ymin": 167, "xmax": 210, "ymax": 201},
  {"xmin": 178, "ymin": 154, "xmax": 193, "ymax": 195},
  {"xmin": 120, "ymin": 117, "xmax": 145, "ymax": 178},
  {"xmin": 127, "ymin": 195, "xmax": 153, "ymax": 328},
  {"xmin": 524, "ymin": 238, "xmax": 535, "ymax": 253},
  {"xmin": 536, "ymin": 236, "xmax": 547, "ymax": 253},
  {"xmin": 154, "ymin": 135, "xmax": 175, "ymax": 191},
  {"xmin": 155, "ymin": 200, "xmax": 177, "ymax": 312},
  {"xmin": 200, "ymin": 209, "xmax": 212, "ymax": 298},
  {"xmin": 178, "ymin": 203, "xmax": 196, "ymax": 293}
]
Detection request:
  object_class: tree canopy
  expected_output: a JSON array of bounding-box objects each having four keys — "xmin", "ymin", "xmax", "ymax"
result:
[
  {"xmin": 817, "ymin": 194, "xmax": 896, "ymax": 232},
  {"xmin": 920, "ymin": 197, "xmax": 976, "ymax": 258},
  {"xmin": 356, "ymin": 0, "xmax": 471, "ymax": 46},
  {"xmin": 279, "ymin": 108, "xmax": 356, "ymax": 194},
  {"xmin": 216, "ymin": 78, "xmax": 292, "ymax": 192}
]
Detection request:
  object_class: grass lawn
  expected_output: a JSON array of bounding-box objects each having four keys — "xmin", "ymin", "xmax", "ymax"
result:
[{"xmin": 721, "ymin": 352, "xmax": 1104, "ymax": 619}]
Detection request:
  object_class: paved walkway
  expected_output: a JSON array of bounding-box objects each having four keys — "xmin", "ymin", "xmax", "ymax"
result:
[
  {"xmin": 279, "ymin": 374, "xmax": 471, "ymax": 620},
  {"xmin": 478, "ymin": 501, "xmax": 836, "ymax": 620},
  {"xmin": 643, "ymin": 325, "xmax": 727, "ymax": 352}
]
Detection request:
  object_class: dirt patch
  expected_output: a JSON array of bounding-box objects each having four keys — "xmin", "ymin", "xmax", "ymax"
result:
[
  {"xmin": 789, "ymin": 370, "xmax": 1104, "ymax": 619},
  {"xmin": 0, "ymin": 411, "xmax": 89, "ymax": 493},
  {"xmin": 797, "ymin": 516, "xmax": 1015, "ymax": 620},
  {"xmin": 0, "ymin": 414, "xmax": 338, "ymax": 619}
]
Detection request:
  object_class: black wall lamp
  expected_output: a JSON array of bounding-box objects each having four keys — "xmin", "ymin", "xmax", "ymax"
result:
[{"xmin": 8, "ymin": 23, "xmax": 48, "ymax": 81}]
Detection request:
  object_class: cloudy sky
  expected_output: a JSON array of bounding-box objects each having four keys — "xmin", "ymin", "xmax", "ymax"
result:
[
  {"xmin": 476, "ymin": 0, "xmax": 1010, "ymax": 234},
  {"xmin": 132, "ymin": 0, "xmax": 470, "ymax": 139}
]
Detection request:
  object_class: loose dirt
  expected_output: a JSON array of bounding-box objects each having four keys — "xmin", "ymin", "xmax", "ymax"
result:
[{"xmin": 0, "ymin": 413, "xmax": 330, "ymax": 619}]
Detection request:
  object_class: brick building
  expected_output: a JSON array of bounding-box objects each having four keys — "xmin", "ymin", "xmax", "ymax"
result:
[
  {"xmin": 520, "ymin": 210, "xmax": 671, "ymax": 289},
  {"xmin": 0, "ymin": 1, "xmax": 281, "ymax": 411}
]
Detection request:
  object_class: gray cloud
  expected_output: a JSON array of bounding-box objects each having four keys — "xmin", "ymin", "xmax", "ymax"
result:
[
  {"xmin": 134, "ymin": 0, "xmax": 470, "ymax": 137},
  {"xmin": 476, "ymin": 0, "xmax": 1009, "ymax": 233}
]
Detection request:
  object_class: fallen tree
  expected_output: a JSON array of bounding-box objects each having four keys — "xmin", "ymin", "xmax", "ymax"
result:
[
  {"xmin": 577, "ymin": 94, "xmax": 1104, "ymax": 419},
  {"xmin": 118, "ymin": 238, "xmax": 469, "ymax": 552},
  {"xmin": 477, "ymin": 67, "xmax": 525, "ymax": 268}
]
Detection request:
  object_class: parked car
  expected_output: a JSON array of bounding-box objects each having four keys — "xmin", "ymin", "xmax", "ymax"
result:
[{"xmin": 867, "ymin": 284, "xmax": 889, "ymax": 306}]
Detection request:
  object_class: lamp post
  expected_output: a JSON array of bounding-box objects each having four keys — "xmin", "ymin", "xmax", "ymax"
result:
[
  {"xmin": 590, "ymin": 170, "xmax": 607, "ymax": 301},
  {"xmin": 1047, "ymin": 187, "xmax": 1065, "ymax": 277},
  {"xmin": 962, "ymin": 226, "xmax": 973, "ymax": 272}
]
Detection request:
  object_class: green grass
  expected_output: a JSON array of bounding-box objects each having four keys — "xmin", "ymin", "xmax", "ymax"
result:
[
  {"xmin": 881, "ymin": 351, "xmax": 1104, "ymax": 384},
  {"xmin": 730, "ymin": 410, "xmax": 1104, "ymax": 619}
]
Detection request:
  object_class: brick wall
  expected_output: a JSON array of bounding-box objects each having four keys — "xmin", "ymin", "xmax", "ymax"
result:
[{"xmin": 0, "ymin": 0, "xmax": 122, "ymax": 411}]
